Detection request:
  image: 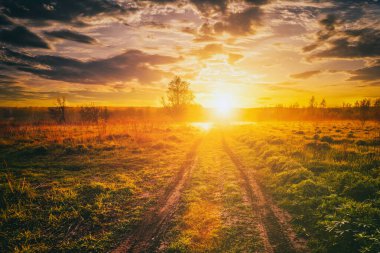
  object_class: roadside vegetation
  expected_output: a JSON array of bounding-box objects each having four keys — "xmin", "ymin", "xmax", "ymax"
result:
[
  {"xmin": 0, "ymin": 123, "xmax": 200, "ymax": 252},
  {"xmin": 227, "ymin": 121, "xmax": 380, "ymax": 253}
]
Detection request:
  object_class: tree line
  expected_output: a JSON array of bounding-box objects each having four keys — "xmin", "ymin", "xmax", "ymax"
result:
[{"xmin": 0, "ymin": 76, "xmax": 379, "ymax": 123}]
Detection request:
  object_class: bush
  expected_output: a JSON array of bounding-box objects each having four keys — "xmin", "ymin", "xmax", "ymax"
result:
[
  {"xmin": 79, "ymin": 105, "xmax": 109, "ymax": 124},
  {"xmin": 320, "ymin": 136, "xmax": 334, "ymax": 143},
  {"xmin": 343, "ymin": 178, "xmax": 379, "ymax": 201},
  {"xmin": 276, "ymin": 168, "xmax": 313, "ymax": 185},
  {"xmin": 305, "ymin": 141, "xmax": 331, "ymax": 151},
  {"xmin": 292, "ymin": 179, "xmax": 329, "ymax": 198}
]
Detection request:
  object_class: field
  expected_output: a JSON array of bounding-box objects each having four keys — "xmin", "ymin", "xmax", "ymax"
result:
[{"xmin": 1, "ymin": 121, "xmax": 379, "ymax": 252}]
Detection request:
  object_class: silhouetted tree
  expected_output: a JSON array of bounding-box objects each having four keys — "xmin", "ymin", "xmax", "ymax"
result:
[
  {"xmin": 374, "ymin": 98, "xmax": 380, "ymax": 108},
  {"xmin": 309, "ymin": 96, "xmax": 317, "ymax": 108},
  {"xmin": 290, "ymin": 103, "xmax": 300, "ymax": 109},
  {"xmin": 320, "ymin": 98, "xmax": 327, "ymax": 108},
  {"xmin": 374, "ymin": 98, "xmax": 380, "ymax": 122},
  {"xmin": 358, "ymin": 98, "xmax": 371, "ymax": 126},
  {"xmin": 79, "ymin": 104, "xmax": 110, "ymax": 124},
  {"xmin": 162, "ymin": 76, "xmax": 194, "ymax": 119},
  {"xmin": 48, "ymin": 97, "xmax": 66, "ymax": 124}
]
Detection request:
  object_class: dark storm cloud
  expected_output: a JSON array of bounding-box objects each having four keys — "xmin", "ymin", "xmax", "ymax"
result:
[
  {"xmin": 0, "ymin": 26, "xmax": 50, "ymax": 49},
  {"xmin": 0, "ymin": 14, "xmax": 13, "ymax": 25},
  {"xmin": 214, "ymin": 6, "xmax": 263, "ymax": 35},
  {"xmin": 0, "ymin": 74, "xmax": 38, "ymax": 100},
  {"xmin": 291, "ymin": 70, "xmax": 322, "ymax": 79},
  {"xmin": 245, "ymin": 0, "xmax": 269, "ymax": 4},
  {"xmin": 303, "ymin": 4, "xmax": 380, "ymax": 60},
  {"xmin": 0, "ymin": 74, "xmax": 16, "ymax": 83},
  {"xmin": 0, "ymin": 0, "xmax": 128, "ymax": 25},
  {"xmin": 318, "ymin": 0, "xmax": 379, "ymax": 5},
  {"xmin": 0, "ymin": 82, "xmax": 26, "ymax": 99},
  {"xmin": 311, "ymin": 28, "xmax": 380, "ymax": 59},
  {"xmin": 152, "ymin": 0, "xmax": 269, "ymax": 14},
  {"xmin": 348, "ymin": 61, "xmax": 380, "ymax": 82},
  {"xmin": 190, "ymin": 0, "xmax": 228, "ymax": 14},
  {"xmin": 1, "ymin": 48, "xmax": 180, "ymax": 85},
  {"xmin": 302, "ymin": 14, "xmax": 338, "ymax": 53},
  {"xmin": 44, "ymin": 29, "xmax": 97, "ymax": 44}
]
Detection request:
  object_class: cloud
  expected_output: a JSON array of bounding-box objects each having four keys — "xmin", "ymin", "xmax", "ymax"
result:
[
  {"xmin": 214, "ymin": 6, "xmax": 262, "ymax": 36},
  {"xmin": 1, "ymin": 0, "xmax": 129, "ymax": 25},
  {"xmin": 311, "ymin": 29, "xmax": 380, "ymax": 59},
  {"xmin": 44, "ymin": 29, "xmax": 97, "ymax": 44},
  {"xmin": 192, "ymin": 43, "xmax": 224, "ymax": 59},
  {"xmin": 191, "ymin": 23, "xmax": 218, "ymax": 42},
  {"xmin": 0, "ymin": 26, "xmax": 50, "ymax": 49},
  {"xmin": 153, "ymin": 0, "xmax": 269, "ymax": 15},
  {"xmin": 348, "ymin": 61, "xmax": 380, "ymax": 82},
  {"xmin": 1, "ymin": 48, "xmax": 180, "ymax": 85},
  {"xmin": 245, "ymin": 0, "xmax": 270, "ymax": 5},
  {"xmin": 228, "ymin": 53, "xmax": 243, "ymax": 64},
  {"xmin": 0, "ymin": 74, "xmax": 38, "ymax": 100},
  {"xmin": 304, "ymin": 10, "xmax": 380, "ymax": 59},
  {"xmin": 0, "ymin": 14, "xmax": 13, "ymax": 25},
  {"xmin": 190, "ymin": 0, "xmax": 228, "ymax": 14},
  {"xmin": 291, "ymin": 70, "xmax": 322, "ymax": 79}
]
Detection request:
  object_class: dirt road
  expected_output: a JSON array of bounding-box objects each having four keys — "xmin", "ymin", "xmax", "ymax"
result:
[
  {"xmin": 112, "ymin": 138, "xmax": 202, "ymax": 253},
  {"xmin": 113, "ymin": 131, "xmax": 308, "ymax": 252}
]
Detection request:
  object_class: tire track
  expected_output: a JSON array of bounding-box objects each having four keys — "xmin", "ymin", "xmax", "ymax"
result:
[
  {"xmin": 112, "ymin": 138, "xmax": 202, "ymax": 253},
  {"xmin": 222, "ymin": 137, "xmax": 309, "ymax": 253}
]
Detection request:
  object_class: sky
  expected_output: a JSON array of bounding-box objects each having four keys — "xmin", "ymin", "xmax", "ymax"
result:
[{"xmin": 0, "ymin": 0, "xmax": 379, "ymax": 107}]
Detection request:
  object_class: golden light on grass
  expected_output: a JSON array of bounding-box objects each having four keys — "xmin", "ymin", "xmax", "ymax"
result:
[{"xmin": 191, "ymin": 122, "xmax": 213, "ymax": 131}]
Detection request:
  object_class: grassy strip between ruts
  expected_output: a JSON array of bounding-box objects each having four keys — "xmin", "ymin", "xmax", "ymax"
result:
[{"xmin": 161, "ymin": 130, "xmax": 263, "ymax": 252}]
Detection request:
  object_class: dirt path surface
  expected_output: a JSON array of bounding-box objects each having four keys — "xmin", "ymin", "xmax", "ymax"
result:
[
  {"xmin": 112, "ymin": 138, "xmax": 202, "ymax": 253},
  {"xmin": 222, "ymin": 137, "xmax": 309, "ymax": 253}
]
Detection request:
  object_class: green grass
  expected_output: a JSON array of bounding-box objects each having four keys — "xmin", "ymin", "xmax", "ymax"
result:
[
  {"xmin": 2, "ymin": 121, "xmax": 379, "ymax": 252},
  {"xmin": 227, "ymin": 121, "xmax": 380, "ymax": 253},
  {"xmin": 0, "ymin": 123, "xmax": 200, "ymax": 252}
]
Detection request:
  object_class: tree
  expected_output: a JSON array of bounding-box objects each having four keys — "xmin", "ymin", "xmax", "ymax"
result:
[
  {"xmin": 162, "ymin": 76, "xmax": 195, "ymax": 119},
  {"xmin": 373, "ymin": 98, "xmax": 380, "ymax": 122},
  {"xmin": 374, "ymin": 98, "xmax": 380, "ymax": 108},
  {"xmin": 48, "ymin": 97, "xmax": 66, "ymax": 124},
  {"xmin": 309, "ymin": 96, "xmax": 317, "ymax": 108},
  {"xmin": 79, "ymin": 104, "xmax": 110, "ymax": 124},
  {"xmin": 320, "ymin": 98, "xmax": 327, "ymax": 108},
  {"xmin": 358, "ymin": 98, "xmax": 371, "ymax": 126}
]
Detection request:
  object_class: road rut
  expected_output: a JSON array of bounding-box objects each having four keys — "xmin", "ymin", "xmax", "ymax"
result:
[
  {"xmin": 112, "ymin": 138, "xmax": 202, "ymax": 253},
  {"xmin": 222, "ymin": 137, "xmax": 309, "ymax": 253}
]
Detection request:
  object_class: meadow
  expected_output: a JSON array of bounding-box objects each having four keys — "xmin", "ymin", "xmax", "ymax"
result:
[
  {"xmin": 227, "ymin": 121, "xmax": 380, "ymax": 253},
  {"xmin": 0, "ymin": 122, "xmax": 201, "ymax": 252},
  {"xmin": 0, "ymin": 120, "xmax": 379, "ymax": 252}
]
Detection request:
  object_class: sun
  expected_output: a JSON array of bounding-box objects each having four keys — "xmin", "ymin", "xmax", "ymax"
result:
[{"xmin": 212, "ymin": 93, "xmax": 235, "ymax": 118}]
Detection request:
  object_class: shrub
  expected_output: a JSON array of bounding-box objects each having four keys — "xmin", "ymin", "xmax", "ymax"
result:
[
  {"xmin": 79, "ymin": 105, "xmax": 109, "ymax": 124},
  {"xmin": 267, "ymin": 138, "xmax": 284, "ymax": 145},
  {"xmin": 343, "ymin": 178, "xmax": 379, "ymax": 201},
  {"xmin": 320, "ymin": 135, "xmax": 334, "ymax": 143},
  {"xmin": 276, "ymin": 168, "xmax": 313, "ymax": 185},
  {"xmin": 292, "ymin": 179, "xmax": 329, "ymax": 198},
  {"xmin": 305, "ymin": 141, "xmax": 331, "ymax": 151},
  {"xmin": 356, "ymin": 140, "xmax": 368, "ymax": 146}
]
